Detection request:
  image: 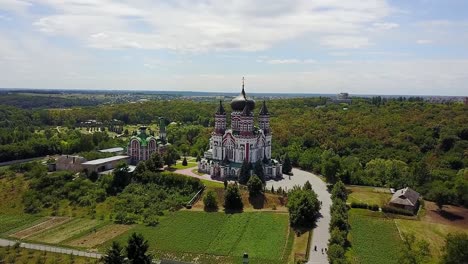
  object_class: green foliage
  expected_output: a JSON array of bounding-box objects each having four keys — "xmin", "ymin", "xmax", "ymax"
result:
[
  {"xmin": 239, "ymin": 160, "xmax": 251, "ymax": 184},
  {"xmin": 398, "ymin": 233, "xmax": 430, "ymax": 264},
  {"xmin": 126, "ymin": 233, "xmax": 152, "ymax": 264},
  {"xmin": 247, "ymin": 175, "xmax": 263, "ymax": 196},
  {"xmin": 254, "ymin": 159, "xmax": 265, "ymax": 182},
  {"xmin": 303, "ymin": 181, "xmax": 312, "ymax": 191},
  {"xmin": 282, "ymin": 153, "xmax": 292, "ymax": 174},
  {"xmin": 224, "ymin": 184, "xmax": 243, "ymax": 211},
  {"xmin": 441, "ymin": 233, "xmax": 468, "ymax": 264},
  {"xmin": 145, "ymin": 152, "xmax": 163, "ymax": 171},
  {"xmin": 331, "ymin": 181, "xmax": 347, "ymax": 201},
  {"xmin": 327, "ymin": 244, "xmax": 346, "ymax": 264},
  {"xmin": 381, "ymin": 206, "xmax": 414, "ymax": 216},
  {"xmin": 203, "ymin": 190, "xmax": 218, "ymax": 211},
  {"xmin": 102, "ymin": 241, "xmax": 125, "ymax": 264},
  {"xmin": 286, "ymin": 186, "xmax": 321, "ymax": 227}
]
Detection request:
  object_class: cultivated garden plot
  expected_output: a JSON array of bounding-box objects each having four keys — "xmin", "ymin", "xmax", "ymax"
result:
[
  {"xmin": 26, "ymin": 218, "xmax": 105, "ymax": 244},
  {"xmin": 108, "ymin": 211, "xmax": 292, "ymax": 264},
  {"xmin": 0, "ymin": 214, "xmax": 43, "ymax": 236},
  {"xmin": 10, "ymin": 217, "xmax": 71, "ymax": 240},
  {"xmin": 67, "ymin": 224, "xmax": 134, "ymax": 248}
]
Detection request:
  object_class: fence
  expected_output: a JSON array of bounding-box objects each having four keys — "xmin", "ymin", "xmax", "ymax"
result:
[{"xmin": 0, "ymin": 238, "xmax": 102, "ymax": 259}]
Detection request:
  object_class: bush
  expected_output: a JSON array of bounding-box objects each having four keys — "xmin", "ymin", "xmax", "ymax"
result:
[
  {"xmin": 203, "ymin": 190, "xmax": 218, "ymax": 211},
  {"xmin": 382, "ymin": 205, "xmax": 414, "ymax": 216},
  {"xmin": 224, "ymin": 184, "xmax": 243, "ymax": 211},
  {"xmin": 350, "ymin": 202, "xmax": 368, "ymax": 209},
  {"xmin": 369, "ymin": 204, "xmax": 379, "ymax": 211},
  {"xmin": 247, "ymin": 175, "xmax": 263, "ymax": 196},
  {"xmin": 182, "ymin": 157, "xmax": 188, "ymax": 166}
]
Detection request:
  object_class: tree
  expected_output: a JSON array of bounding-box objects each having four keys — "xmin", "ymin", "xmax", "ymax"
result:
[
  {"xmin": 203, "ymin": 190, "xmax": 218, "ymax": 211},
  {"xmin": 282, "ymin": 153, "xmax": 292, "ymax": 174},
  {"xmin": 327, "ymin": 243, "xmax": 346, "ymax": 264},
  {"xmin": 101, "ymin": 241, "xmax": 125, "ymax": 264},
  {"xmin": 146, "ymin": 152, "xmax": 163, "ymax": 171},
  {"xmin": 331, "ymin": 181, "xmax": 347, "ymax": 201},
  {"xmin": 287, "ymin": 187, "xmax": 321, "ymax": 227},
  {"xmin": 322, "ymin": 156, "xmax": 341, "ymax": 184},
  {"xmin": 427, "ymin": 181, "xmax": 452, "ymax": 210},
  {"xmin": 239, "ymin": 160, "xmax": 251, "ymax": 184},
  {"xmin": 111, "ymin": 162, "xmax": 131, "ymax": 195},
  {"xmin": 182, "ymin": 157, "xmax": 188, "ymax": 166},
  {"xmin": 224, "ymin": 184, "xmax": 243, "ymax": 210},
  {"xmin": 398, "ymin": 233, "xmax": 430, "ymax": 264},
  {"xmin": 441, "ymin": 233, "xmax": 468, "ymax": 264},
  {"xmin": 163, "ymin": 146, "xmax": 179, "ymax": 167},
  {"xmin": 254, "ymin": 159, "xmax": 265, "ymax": 182},
  {"xmin": 196, "ymin": 154, "xmax": 201, "ymax": 162},
  {"xmin": 247, "ymin": 175, "xmax": 263, "ymax": 196},
  {"xmin": 303, "ymin": 181, "xmax": 312, "ymax": 191},
  {"xmin": 126, "ymin": 233, "xmax": 152, "ymax": 264},
  {"xmin": 223, "ymin": 178, "xmax": 228, "ymax": 190}
]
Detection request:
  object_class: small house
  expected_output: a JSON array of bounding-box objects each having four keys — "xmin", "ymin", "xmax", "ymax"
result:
[{"xmin": 389, "ymin": 187, "xmax": 420, "ymax": 212}]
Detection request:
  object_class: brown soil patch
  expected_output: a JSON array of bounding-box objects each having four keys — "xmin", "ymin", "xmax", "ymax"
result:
[
  {"xmin": 67, "ymin": 224, "xmax": 134, "ymax": 248},
  {"xmin": 423, "ymin": 201, "xmax": 468, "ymax": 229},
  {"xmin": 10, "ymin": 216, "xmax": 71, "ymax": 239}
]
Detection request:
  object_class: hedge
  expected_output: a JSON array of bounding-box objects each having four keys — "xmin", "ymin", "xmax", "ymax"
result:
[{"xmin": 381, "ymin": 205, "xmax": 414, "ymax": 216}]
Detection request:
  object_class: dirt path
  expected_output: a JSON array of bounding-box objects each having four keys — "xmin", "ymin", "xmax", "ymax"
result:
[{"xmin": 174, "ymin": 167, "xmax": 221, "ymax": 183}]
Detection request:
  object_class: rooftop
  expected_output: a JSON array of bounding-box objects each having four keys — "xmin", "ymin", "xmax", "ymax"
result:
[
  {"xmin": 82, "ymin": 155, "xmax": 129, "ymax": 165},
  {"xmin": 99, "ymin": 147, "xmax": 124, "ymax": 153}
]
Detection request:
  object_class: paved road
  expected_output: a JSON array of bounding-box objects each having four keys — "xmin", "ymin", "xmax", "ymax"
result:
[
  {"xmin": 0, "ymin": 238, "xmax": 102, "ymax": 259},
  {"xmin": 266, "ymin": 168, "xmax": 331, "ymax": 264}
]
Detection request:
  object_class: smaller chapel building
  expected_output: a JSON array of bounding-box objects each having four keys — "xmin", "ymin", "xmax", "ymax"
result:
[{"xmin": 127, "ymin": 118, "xmax": 169, "ymax": 165}]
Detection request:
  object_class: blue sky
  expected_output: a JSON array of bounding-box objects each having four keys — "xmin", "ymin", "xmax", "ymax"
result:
[{"xmin": 0, "ymin": 0, "xmax": 467, "ymax": 96}]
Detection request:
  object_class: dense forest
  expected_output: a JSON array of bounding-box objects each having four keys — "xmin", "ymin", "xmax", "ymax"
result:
[{"xmin": 0, "ymin": 96, "xmax": 466, "ymax": 206}]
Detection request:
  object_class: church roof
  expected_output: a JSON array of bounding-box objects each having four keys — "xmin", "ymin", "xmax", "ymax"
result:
[
  {"xmin": 241, "ymin": 104, "xmax": 251, "ymax": 116},
  {"xmin": 231, "ymin": 78, "xmax": 255, "ymax": 112},
  {"xmin": 216, "ymin": 100, "xmax": 226, "ymax": 115},
  {"xmin": 259, "ymin": 100, "xmax": 269, "ymax": 115}
]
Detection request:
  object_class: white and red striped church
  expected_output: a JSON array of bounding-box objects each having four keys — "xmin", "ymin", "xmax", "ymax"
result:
[{"xmin": 198, "ymin": 80, "xmax": 282, "ymax": 179}]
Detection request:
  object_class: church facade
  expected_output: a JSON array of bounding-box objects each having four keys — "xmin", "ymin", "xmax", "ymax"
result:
[
  {"xmin": 127, "ymin": 117, "xmax": 168, "ymax": 165},
  {"xmin": 198, "ymin": 81, "xmax": 282, "ymax": 179}
]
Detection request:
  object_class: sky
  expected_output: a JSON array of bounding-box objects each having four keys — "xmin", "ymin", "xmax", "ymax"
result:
[{"xmin": 0, "ymin": 0, "xmax": 467, "ymax": 96}]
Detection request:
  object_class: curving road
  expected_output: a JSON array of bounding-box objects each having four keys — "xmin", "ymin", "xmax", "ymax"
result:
[{"xmin": 266, "ymin": 168, "xmax": 331, "ymax": 264}]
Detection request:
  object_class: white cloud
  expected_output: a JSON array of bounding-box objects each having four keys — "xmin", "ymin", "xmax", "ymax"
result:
[
  {"xmin": 27, "ymin": 0, "xmax": 391, "ymax": 52},
  {"xmin": 264, "ymin": 59, "xmax": 316, "ymax": 64},
  {"xmin": 372, "ymin": 22, "xmax": 399, "ymax": 30},
  {"xmin": 320, "ymin": 35, "xmax": 372, "ymax": 49},
  {"xmin": 416, "ymin": 39, "xmax": 433, "ymax": 44}
]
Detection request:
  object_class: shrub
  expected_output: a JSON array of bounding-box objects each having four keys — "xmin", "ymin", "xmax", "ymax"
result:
[
  {"xmin": 247, "ymin": 175, "xmax": 263, "ymax": 196},
  {"xmin": 203, "ymin": 190, "xmax": 218, "ymax": 211},
  {"xmin": 369, "ymin": 204, "xmax": 380, "ymax": 211},
  {"xmin": 182, "ymin": 157, "xmax": 188, "ymax": 166},
  {"xmin": 350, "ymin": 202, "xmax": 368, "ymax": 209},
  {"xmin": 382, "ymin": 205, "xmax": 414, "ymax": 216},
  {"xmin": 224, "ymin": 184, "xmax": 243, "ymax": 210}
]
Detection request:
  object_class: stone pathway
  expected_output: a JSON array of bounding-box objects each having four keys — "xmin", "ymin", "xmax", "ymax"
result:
[
  {"xmin": 0, "ymin": 238, "xmax": 102, "ymax": 259},
  {"xmin": 266, "ymin": 168, "xmax": 331, "ymax": 264}
]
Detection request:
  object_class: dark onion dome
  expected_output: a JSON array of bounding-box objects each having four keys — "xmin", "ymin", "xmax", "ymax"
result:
[
  {"xmin": 216, "ymin": 100, "xmax": 226, "ymax": 115},
  {"xmin": 231, "ymin": 85, "xmax": 255, "ymax": 112},
  {"xmin": 259, "ymin": 100, "xmax": 269, "ymax": 115},
  {"xmin": 241, "ymin": 104, "xmax": 251, "ymax": 116}
]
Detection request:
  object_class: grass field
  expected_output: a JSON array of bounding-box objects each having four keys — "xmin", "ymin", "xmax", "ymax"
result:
[
  {"xmin": 172, "ymin": 161, "xmax": 198, "ymax": 170},
  {"xmin": 0, "ymin": 214, "xmax": 43, "ymax": 236},
  {"xmin": 27, "ymin": 218, "xmax": 106, "ymax": 244},
  {"xmin": 347, "ymin": 209, "xmax": 402, "ymax": 264},
  {"xmin": 347, "ymin": 186, "xmax": 392, "ymax": 207},
  {"xmin": 0, "ymin": 246, "xmax": 96, "ymax": 264},
  {"xmin": 395, "ymin": 219, "xmax": 468, "ymax": 263},
  {"xmin": 108, "ymin": 211, "xmax": 292, "ymax": 264}
]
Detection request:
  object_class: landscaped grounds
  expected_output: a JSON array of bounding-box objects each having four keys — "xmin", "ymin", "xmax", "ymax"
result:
[
  {"xmin": 346, "ymin": 209, "xmax": 402, "ymax": 264},
  {"xmin": 347, "ymin": 186, "xmax": 392, "ymax": 207},
  {"xmin": 109, "ymin": 211, "xmax": 293, "ymax": 264}
]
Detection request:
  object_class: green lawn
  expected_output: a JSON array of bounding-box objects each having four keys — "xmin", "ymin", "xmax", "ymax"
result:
[
  {"xmin": 0, "ymin": 214, "xmax": 43, "ymax": 236},
  {"xmin": 347, "ymin": 209, "xmax": 402, "ymax": 264},
  {"xmin": 172, "ymin": 161, "xmax": 198, "ymax": 170},
  {"xmin": 109, "ymin": 211, "xmax": 292, "ymax": 264},
  {"xmin": 347, "ymin": 186, "xmax": 392, "ymax": 207}
]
